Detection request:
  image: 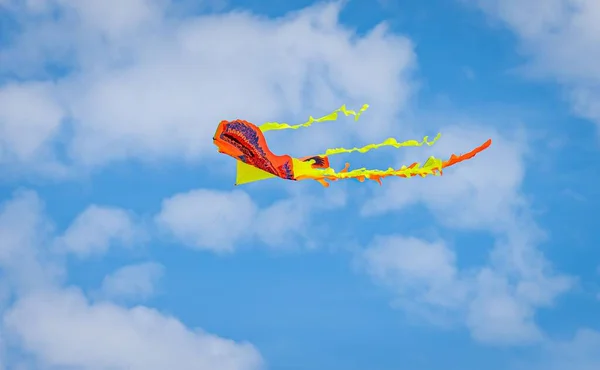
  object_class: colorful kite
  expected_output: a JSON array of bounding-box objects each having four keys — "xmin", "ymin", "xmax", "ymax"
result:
[{"xmin": 213, "ymin": 105, "xmax": 491, "ymax": 187}]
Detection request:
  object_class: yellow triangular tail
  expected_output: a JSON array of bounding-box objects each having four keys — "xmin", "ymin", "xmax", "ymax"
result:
[{"xmin": 235, "ymin": 160, "xmax": 277, "ymax": 185}]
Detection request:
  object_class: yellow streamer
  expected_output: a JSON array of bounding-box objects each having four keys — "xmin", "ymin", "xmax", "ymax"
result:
[
  {"xmin": 319, "ymin": 133, "xmax": 442, "ymax": 156},
  {"xmin": 259, "ymin": 104, "xmax": 369, "ymax": 132},
  {"xmin": 292, "ymin": 155, "xmax": 444, "ymax": 187}
]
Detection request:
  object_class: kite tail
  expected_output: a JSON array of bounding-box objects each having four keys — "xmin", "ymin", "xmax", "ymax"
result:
[
  {"xmin": 319, "ymin": 133, "xmax": 442, "ymax": 157},
  {"xmin": 258, "ymin": 104, "xmax": 369, "ymax": 132},
  {"xmin": 292, "ymin": 139, "xmax": 492, "ymax": 187},
  {"xmin": 441, "ymin": 139, "xmax": 492, "ymax": 169}
]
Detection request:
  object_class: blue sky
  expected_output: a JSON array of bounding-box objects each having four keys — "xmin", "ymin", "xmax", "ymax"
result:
[{"xmin": 0, "ymin": 0, "xmax": 599, "ymax": 370}]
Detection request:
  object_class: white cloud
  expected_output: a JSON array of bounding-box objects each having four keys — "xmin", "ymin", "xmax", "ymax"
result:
[
  {"xmin": 56, "ymin": 0, "xmax": 164, "ymax": 38},
  {"xmin": 362, "ymin": 234, "xmax": 570, "ymax": 345},
  {"xmin": 55, "ymin": 205, "xmax": 141, "ymax": 258},
  {"xmin": 155, "ymin": 185, "xmax": 348, "ymax": 252},
  {"xmin": 251, "ymin": 184, "xmax": 347, "ymax": 249},
  {"xmin": 3, "ymin": 288, "xmax": 263, "ymax": 370},
  {"xmin": 467, "ymin": 0, "xmax": 600, "ymax": 131},
  {"xmin": 467, "ymin": 267, "xmax": 542, "ymax": 344},
  {"xmin": 155, "ymin": 189, "xmax": 257, "ymax": 253},
  {"xmin": 0, "ymin": 191, "xmax": 263, "ymax": 370},
  {"xmin": 100, "ymin": 262, "xmax": 164, "ymax": 302},
  {"xmin": 511, "ymin": 329, "xmax": 600, "ymax": 370},
  {"xmin": 0, "ymin": 82, "xmax": 68, "ymax": 178},
  {"xmin": 360, "ymin": 125, "xmax": 573, "ymax": 344},
  {"xmin": 0, "ymin": 0, "xmax": 416, "ymax": 173},
  {"xmin": 252, "ymin": 196, "xmax": 311, "ymax": 249},
  {"xmin": 544, "ymin": 329, "xmax": 600, "ymax": 370},
  {"xmin": 0, "ymin": 82, "xmax": 63, "ymax": 163},
  {"xmin": 363, "ymin": 236, "xmax": 467, "ymax": 309},
  {"xmin": 0, "ymin": 190, "xmax": 62, "ymax": 295}
]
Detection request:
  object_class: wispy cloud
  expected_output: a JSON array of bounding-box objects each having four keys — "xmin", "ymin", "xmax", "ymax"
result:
[
  {"xmin": 0, "ymin": 0, "xmax": 416, "ymax": 175},
  {"xmin": 360, "ymin": 123, "xmax": 573, "ymax": 345},
  {"xmin": 467, "ymin": 0, "xmax": 600, "ymax": 133},
  {"xmin": 99, "ymin": 262, "xmax": 164, "ymax": 302},
  {"xmin": 0, "ymin": 190, "xmax": 263, "ymax": 370},
  {"xmin": 54, "ymin": 205, "xmax": 143, "ymax": 258}
]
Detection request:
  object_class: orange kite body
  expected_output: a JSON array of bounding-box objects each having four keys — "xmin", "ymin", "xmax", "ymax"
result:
[{"xmin": 214, "ymin": 118, "xmax": 331, "ymax": 181}]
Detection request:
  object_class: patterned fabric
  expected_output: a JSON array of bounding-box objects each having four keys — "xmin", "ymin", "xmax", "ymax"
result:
[{"xmin": 213, "ymin": 119, "xmax": 296, "ymax": 180}]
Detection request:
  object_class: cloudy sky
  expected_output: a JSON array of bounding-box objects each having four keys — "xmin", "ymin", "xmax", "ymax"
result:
[{"xmin": 0, "ymin": 0, "xmax": 599, "ymax": 369}]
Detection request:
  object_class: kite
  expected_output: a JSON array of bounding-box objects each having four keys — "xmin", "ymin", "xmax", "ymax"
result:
[{"xmin": 213, "ymin": 104, "xmax": 491, "ymax": 187}]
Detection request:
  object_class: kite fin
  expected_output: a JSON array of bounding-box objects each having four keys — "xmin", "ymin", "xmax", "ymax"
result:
[
  {"xmin": 235, "ymin": 160, "xmax": 277, "ymax": 185},
  {"xmin": 299, "ymin": 155, "xmax": 330, "ymax": 169}
]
